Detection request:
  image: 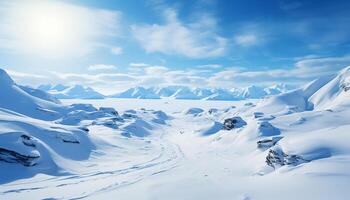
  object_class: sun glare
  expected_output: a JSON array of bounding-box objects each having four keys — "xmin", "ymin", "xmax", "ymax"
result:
[
  {"xmin": 9, "ymin": 1, "xmax": 88, "ymax": 58},
  {"xmin": 25, "ymin": 9, "xmax": 71, "ymax": 52}
]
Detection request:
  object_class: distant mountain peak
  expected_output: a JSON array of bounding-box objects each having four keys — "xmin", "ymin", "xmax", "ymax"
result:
[
  {"xmin": 0, "ymin": 68, "xmax": 15, "ymax": 86},
  {"xmin": 38, "ymin": 84, "xmax": 105, "ymax": 99}
]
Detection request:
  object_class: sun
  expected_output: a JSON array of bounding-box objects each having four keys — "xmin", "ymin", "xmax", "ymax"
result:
[
  {"xmin": 27, "ymin": 8, "xmax": 71, "ymax": 49},
  {"xmin": 8, "ymin": 1, "xmax": 86, "ymax": 58}
]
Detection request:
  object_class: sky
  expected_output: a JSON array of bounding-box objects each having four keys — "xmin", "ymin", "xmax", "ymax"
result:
[{"xmin": 0, "ymin": 0, "xmax": 350, "ymax": 94}]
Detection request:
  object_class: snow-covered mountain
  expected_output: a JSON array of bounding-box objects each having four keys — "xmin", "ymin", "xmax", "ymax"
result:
[
  {"xmin": 254, "ymin": 66, "xmax": 350, "ymax": 115},
  {"xmin": 0, "ymin": 69, "xmax": 64, "ymax": 120},
  {"xmin": 109, "ymin": 84, "xmax": 294, "ymax": 100},
  {"xmin": 109, "ymin": 86, "xmax": 160, "ymax": 99},
  {"xmin": 38, "ymin": 84, "xmax": 105, "ymax": 99}
]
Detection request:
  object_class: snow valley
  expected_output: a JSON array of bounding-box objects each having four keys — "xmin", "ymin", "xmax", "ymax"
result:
[{"xmin": 1, "ymin": 66, "xmax": 350, "ymax": 199}]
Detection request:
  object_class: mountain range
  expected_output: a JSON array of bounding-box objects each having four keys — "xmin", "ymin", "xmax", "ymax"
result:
[
  {"xmin": 38, "ymin": 83, "xmax": 294, "ymax": 100},
  {"xmin": 109, "ymin": 84, "xmax": 295, "ymax": 100}
]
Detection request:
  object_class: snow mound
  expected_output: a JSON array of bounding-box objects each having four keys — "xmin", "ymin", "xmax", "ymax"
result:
[
  {"xmin": 199, "ymin": 121, "xmax": 223, "ymax": 136},
  {"xmin": 258, "ymin": 121, "xmax": 281, "ymax": 137},
  {"xmin": 184, "ymin": 107, "xmax": 204, "ymax": 116}
]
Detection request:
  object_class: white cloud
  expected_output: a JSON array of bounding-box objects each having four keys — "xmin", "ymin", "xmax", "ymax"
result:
[
  {"xmin": 234, "ymin": 33, "xmax": 258, "ymax": 46},
  {"xmin": 294, "ymin": 55, "xmax": 350, "ymax": 75},
  {"xmin": 196, "ymin": 64, "xmax": 221, "ymax": 69},
  {"xmin": 144, "ymin": 66, "xmax": 169, "ymax": 74},
  {"xmin": 110, "ymin": 46, "xmax": 123, "ymax": 55},
  {"xmin": 0, "ymin": 1, "xmax": 121, "ymax": 58},
  {"xmin": 88, "ymin": 64, "xmax": 117, "ymax": 71},
  {"xmin": 131, "ymin": 8, "xmax": 227, "ymax": 58},
  {"xmin": 129, "ymin": 63, "xmax": 150, "ymax": 67},
  {"xmin": 208, "ymin": 55, "xmax": 350, "ymax": 87},
  {"xmin": 8, "ymin": 55, "xmax": 350, "ymax": 94},
  {"xmin": 6, "ymin": 69, "xmax": 51, "ymax": 86}
]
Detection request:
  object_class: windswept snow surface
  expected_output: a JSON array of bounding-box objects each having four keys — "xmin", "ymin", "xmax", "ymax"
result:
[{"xmin": 2, "ymin": 67, "xmax": 350, "ymax": 199}]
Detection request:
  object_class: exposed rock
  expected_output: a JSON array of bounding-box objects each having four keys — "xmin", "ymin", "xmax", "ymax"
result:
[
  {"xmin": 244, "ymin": 102, "xmax": 254, "ymax": 106},
  {"xmin": 62, "ymin": 139, "xmax": 80, "ymax": 144},
  {"xmin": 78, "ymin": 126, "xmax": 90, "ymax": 133},
  {"xmin": 223, "ymin": 116, "xmax": 247, "ymax": 130},
  {"xmin": 208, "ymin": 108, "xmax": 219, "ymax": 114},
  {"xmin": 59, "ymin": 133, "xmax": 80, "ymax": 144},
  {"xmin": 99, "ymin": 107, "xmax": 119, "ymax": 116},
  {"xmin": 21, "ymin": 135, "xmax": 36, "ymax": 147},
  {"xmin": 253, "ymin": 112, "xmax": 264, "ymax": 118},
  {"xmin": 257, "ymin": 136, "xmax": 283, "ymax": 149},
  {"xmin": 340, "ymin": 82, "xmax": 350, "ymax": 92},
  {"xmin": 266, "ymin": 146, "xmax": 309, "ymax": 169},
  {"xmin": 0, "ymin": 147, "xmax": 40, "ymax": 166}
]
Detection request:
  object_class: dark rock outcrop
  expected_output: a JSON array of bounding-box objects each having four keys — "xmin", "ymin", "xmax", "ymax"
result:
[
  {"xmin": 340, "ymin": 82, "xmax": 350, "ymax": 92},
  {"xmin": 266, "ymin": 146, "xmax": 309, "ymax": 169},
  {"xmin": 253, "ymin": 112, "xmax": 264, "ymax": 118},
  {"xmin": 0, "ymin": 148, "xmax": 39, "ymax": 166},
  {"xmin": 257, "ymin": 136, "xmax": 283, "ymax": 149},
  {"xmin": 223, "ymin": 116, "xmax": 247, "ymax": 130},
  {"xmin": 21, "ymin": 135, "xmax": 36, "ymax": 147}
]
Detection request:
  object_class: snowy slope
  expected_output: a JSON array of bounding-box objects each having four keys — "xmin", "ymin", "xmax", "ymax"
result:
[
  {"xmin": 0, "ymin": 68, "xmax": 170, "ymax": 187},
  {"xmin": 39, "ymin": 84, "xmax": 105, "ymax": 99},
  {"xmin": 309, "ymin": 66, "xmax": 350, "ymax": 109},
  {"xmin": 0, "ymin": 69, "xmax": 64, "ymax": 120},
  {"xmin": 255, "ymin": 72, "xmax": 338, "ymax": 115},
  {"xmin": 20, "ymin": 85, "xmax": 61, "ymax": 104}
]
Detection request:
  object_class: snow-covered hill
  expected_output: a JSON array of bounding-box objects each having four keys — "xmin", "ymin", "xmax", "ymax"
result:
[
  {"xmin": 38, "ymin": 84, "xmax": 105, "ymax": 99},
  {"xmin": 0, "ymin": 68, "xmax": 168, "ymax": 181},
  {"xmin": 109, "ymin": 84, "xmax": 293, "ymax": 100}
]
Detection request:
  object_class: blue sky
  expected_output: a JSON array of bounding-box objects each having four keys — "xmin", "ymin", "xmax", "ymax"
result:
[{"xmin": 0, "ymin": 0, "xmax": 350, "ymax": 93}]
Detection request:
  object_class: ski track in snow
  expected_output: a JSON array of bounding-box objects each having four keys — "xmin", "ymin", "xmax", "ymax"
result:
[{"xmin": 0, "ymin": 126, "xmax": 185, "ymax": 199}]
